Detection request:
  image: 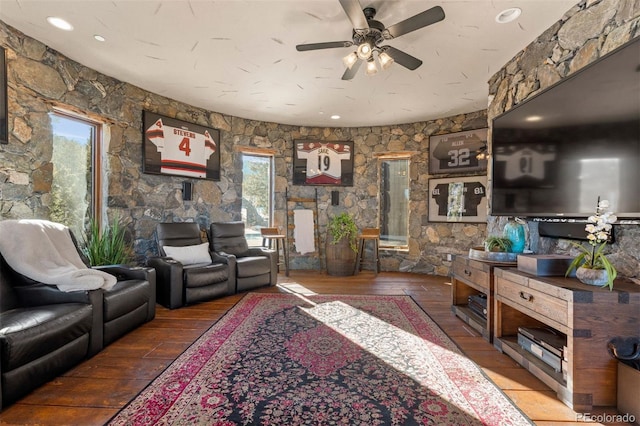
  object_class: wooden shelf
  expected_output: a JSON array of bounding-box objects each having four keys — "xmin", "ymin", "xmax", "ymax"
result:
[{"xmin": 493, "ymin": 267, "xmax": 640, "ymax": 411}]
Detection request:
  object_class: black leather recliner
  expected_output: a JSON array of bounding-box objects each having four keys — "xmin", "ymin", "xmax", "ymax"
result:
[
  {"xmin": 0, "ymin": 229, "xmax": 156, "ymax": 409},
  {"xmin": 0, "ymin": 252, "xmax": 98, "ymax": 409},
  {"xmin": 147, "ymin": 222, "xmax": 235, "ymax": 309},
  {"xmin": 209, "ymin": 222, "xmax": 277, "ymax": 292}
]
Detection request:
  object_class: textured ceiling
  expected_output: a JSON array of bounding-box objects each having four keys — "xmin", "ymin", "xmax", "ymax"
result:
[{"xmin": 0, "ymin": 0, "xmax": 577, "ymax": 127}]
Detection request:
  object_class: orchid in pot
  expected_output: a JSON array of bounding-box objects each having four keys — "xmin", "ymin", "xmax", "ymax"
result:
[{"xmin": 565, "ymin": 198, "xmax": 617, "ymax": 290}]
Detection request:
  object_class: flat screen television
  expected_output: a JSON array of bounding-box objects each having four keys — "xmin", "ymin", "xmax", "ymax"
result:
[{"xmin": 490, "ymin": 36, "xmax": 640, "ymax": 221}]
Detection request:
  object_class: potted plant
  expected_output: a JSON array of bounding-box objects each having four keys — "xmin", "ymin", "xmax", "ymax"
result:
[
  {"xmin": 484, "ymin": 236, "xmax": 513, "ymax": 252},
  {"xmin": 565, "ymin": 198, "xmax": 617, "ymax": 289},
  {"xmin": 325, "ymin": 212, "xmax": 358, "ymax": 276},
  {"xmin": 83, "ymin": 216, "xmax": 133, "ymax": 266}
]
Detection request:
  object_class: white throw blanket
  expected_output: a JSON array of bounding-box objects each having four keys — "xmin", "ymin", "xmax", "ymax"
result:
[
  {"xmin": 0, "ymin": 219, "xmax": 117, "ymax": 292},
  {"xmin": 293, "ymin": 209, "xmax": 315, "ymax": 254}
]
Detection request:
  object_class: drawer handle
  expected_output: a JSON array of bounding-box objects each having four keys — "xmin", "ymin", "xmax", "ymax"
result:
[
  {"xmin": 464, "ymin": 269, "xmax": 472, "ymax": 276},
  {"xmin": 519, "ymin": 291, "xmax": 533, "ymax": 302}
]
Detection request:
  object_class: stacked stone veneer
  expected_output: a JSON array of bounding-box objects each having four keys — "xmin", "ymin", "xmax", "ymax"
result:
[
  {"xmin": 1, "ymin": 0, "xmax": 638, "ymax": 280},
  {"xmin": 487, "ymin": 0, "xmax": 640, "ymax": 280},
  {"xmin": 0, "ymin": 20, "xmax": 489, "ymax": 275}
]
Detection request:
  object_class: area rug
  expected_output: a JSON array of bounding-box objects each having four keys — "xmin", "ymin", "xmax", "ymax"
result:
[{"xmin": 109, "ymin": 293, "xmax": 532, "ymax": 425}]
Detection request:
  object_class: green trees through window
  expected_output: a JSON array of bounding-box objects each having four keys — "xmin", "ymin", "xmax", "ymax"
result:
[
  {"xmin": 49, "ymin": 113, "xmax": 98, "ymax": 239},
  {"xmin": 241, "ymin": 154, "xmax": 273, "ymax": 246}
]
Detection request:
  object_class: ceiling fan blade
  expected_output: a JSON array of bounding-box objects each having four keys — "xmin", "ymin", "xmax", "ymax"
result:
[
  {"xmin": 384, "ymin": 6, "xmax": 445, "ymax": 39},
  {"xmin": 341, "ymin": 59, "xmax": 363, "ymax": 80},
  {"xmin": 296, "ymin": 41, "xmax": 353, "ymax": 51},
  {"xmin": 339, "ymin": 0, "xmax": 369, "ymax": 29},
  {"xmin": 383, "ymin": 46, "xmax": 423, "ymax": 70}
]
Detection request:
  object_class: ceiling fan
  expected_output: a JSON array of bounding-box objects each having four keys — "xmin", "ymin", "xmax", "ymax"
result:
[{"xmin": 296, "ymin": 0, "xmax": 445, "ymax": 80}]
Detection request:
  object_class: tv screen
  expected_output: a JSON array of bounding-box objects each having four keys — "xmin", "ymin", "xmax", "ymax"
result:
[{"xmin": 491, "ymin": 36, "xmax": 640, "ymax": 219}]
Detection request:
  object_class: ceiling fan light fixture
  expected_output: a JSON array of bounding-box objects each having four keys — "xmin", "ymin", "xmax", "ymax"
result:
[
  {"xmin": 357, "ymin": 42, "xmax": 373, "ymax": 60},
  {"xmin": 365, "ymin": 58, "xmax": 378, "ymax": 76},
  {"xmin": 342, "ymin": 52, "xmax": 358, "ymax": 69},
  {"xmin": 378, "ymin": 51, "xmax": 394, "ymax": 70}
]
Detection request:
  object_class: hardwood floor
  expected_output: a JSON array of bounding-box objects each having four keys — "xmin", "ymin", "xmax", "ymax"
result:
[{"xmin": 0, "ymin": 271, "xmax": 630, "ymax": 425}]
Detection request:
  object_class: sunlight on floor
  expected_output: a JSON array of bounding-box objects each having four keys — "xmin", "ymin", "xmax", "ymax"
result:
[{"xmin": 299, "ymin": 299, "xmax": 486, "ymax": 421}]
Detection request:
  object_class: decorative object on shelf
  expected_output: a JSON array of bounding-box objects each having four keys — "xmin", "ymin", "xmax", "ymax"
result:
[
  {"xmin": 565, "ymin": 198, "xmax": 617, "ymax": 289},
  {"xmin": 503, "ymin": 217, "xmax": 526, "ymax": 253},
  {"xmin": 468, "ymin": 246, "xmax": 518, "ymax": 263},
  {"xmin": 325, "ymin": 212, "xmax": 358, "ymax": 276},
  {"xmin": 484, "ymin": 236, "xmax": 512, "ymax": 252}
]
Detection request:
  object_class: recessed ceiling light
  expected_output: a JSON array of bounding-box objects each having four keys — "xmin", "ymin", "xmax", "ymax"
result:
[
  {"xmin": 495, "ymin": 7, "xmax": 522, "ymax": 24},
  {"xmin": 94, "ymin": 35, "xmax": 106, "ymax": 42},
  {"xmin": 525, "ymin": 115, "xmax": 542, "ymax": 122},
  {"xmin": 46, "ymin": 16, "xmax": 73, "ymax": 31},
  {"xmin": 330, "ymin": 115, "xmax": 340, "ymax": 120}
]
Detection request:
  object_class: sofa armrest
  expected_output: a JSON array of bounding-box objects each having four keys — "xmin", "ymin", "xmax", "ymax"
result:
[{"xmin": 146, "ymin": 257, "xmax": 184, "ymax": 309}]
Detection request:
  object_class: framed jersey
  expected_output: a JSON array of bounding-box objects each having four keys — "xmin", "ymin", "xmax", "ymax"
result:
[
  {"xmin": 143, "ymin": 111, "xmax": 221, "ymax": 180},
  {"xmin": 429, "ymin": 129, "xmax": 488, "ymax": 175},
  {"xmin": 293, "ymin": 140, "xmax": 354, "ymax": 186},
  {"xmin": 428, "ymin": 175, "xmax": 488, "ymax": 223}
]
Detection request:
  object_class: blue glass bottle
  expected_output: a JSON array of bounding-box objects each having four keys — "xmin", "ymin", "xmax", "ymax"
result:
[{"xmin": 503, "ymin": 218, "xmax": 526, "ymax": 253}]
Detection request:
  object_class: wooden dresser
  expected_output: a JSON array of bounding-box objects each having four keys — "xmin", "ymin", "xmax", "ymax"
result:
[
  {"xmin": 451, "ymin": 256, "xmax": 514, "ymax": 342},
  {"xmin": 493, "ymin": 267, "xmax": 640, "ymax": 411}
]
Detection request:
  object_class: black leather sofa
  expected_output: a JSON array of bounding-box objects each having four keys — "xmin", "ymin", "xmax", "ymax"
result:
[{"xmin": 0, "ymin": 247, "xmax": 156, "ymax": 409}]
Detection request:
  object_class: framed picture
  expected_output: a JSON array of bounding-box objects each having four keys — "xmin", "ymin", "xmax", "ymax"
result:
[
  {"xmin": 143, "ymin": 111, "xmax": 220, "ymax": 180},
  {"xmin": 428, "ymin": 175, "xmax": 488, "ymax": 223},
  {"xmin": 0, "ymin": 46, "xmax": 7, "ymax": 144},
  {"xmin": 429, "ymin": 128, "xmax": 488, "ymax": 174},
  {"xmin": 293, "ymin": 140, "xmax": 354, "ymax": 186}
]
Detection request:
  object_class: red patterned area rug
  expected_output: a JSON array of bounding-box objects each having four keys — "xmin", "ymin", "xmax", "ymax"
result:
[{"xmin": 109, "ymin": 293, "xmax": 532, "ymax": 425}]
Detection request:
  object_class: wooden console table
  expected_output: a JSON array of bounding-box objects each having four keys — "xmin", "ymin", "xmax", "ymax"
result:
[{"xmin": 493, "ymin": 267, "xmax": 640, "ymax": 411}]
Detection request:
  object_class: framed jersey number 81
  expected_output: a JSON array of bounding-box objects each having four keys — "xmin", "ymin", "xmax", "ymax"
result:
[{"xmin": 429, "ymin": 128, "xmax": 488, "ymax": 175}]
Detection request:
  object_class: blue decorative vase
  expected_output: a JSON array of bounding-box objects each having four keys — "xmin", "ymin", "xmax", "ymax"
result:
[{"xmin": 503, "ymin": 219, "xmax": 526, "ymax": 253}]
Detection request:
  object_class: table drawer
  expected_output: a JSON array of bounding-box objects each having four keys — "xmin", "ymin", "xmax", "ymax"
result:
[
  {"xmin": 453, "ymin": 260, "xmax": 489, "ymax": 291},
  {"xmin": 496, "ymin": 276, "xmax": 568, "ymax": 326}
]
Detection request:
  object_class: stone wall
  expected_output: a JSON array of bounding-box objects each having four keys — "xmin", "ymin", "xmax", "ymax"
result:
[
  {"xmin": 0, "ymin": 20, "xmax": 489, "ymax": 275},
  {"xmin": 487, "ymin": 0, "xmax": 640, "ymax": 280}
]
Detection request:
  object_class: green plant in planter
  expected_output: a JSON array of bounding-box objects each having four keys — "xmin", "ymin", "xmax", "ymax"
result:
[
  {"xmin": 328, "ymin": 212, "xmax": 358, "ymax": 253},
  {"xmin": 83, "ymin": 217, "xmax": 133, "ymax": 266},
  {"xmin": 484, "ymin": 236, "xmax": 513, "ymax": 252}
]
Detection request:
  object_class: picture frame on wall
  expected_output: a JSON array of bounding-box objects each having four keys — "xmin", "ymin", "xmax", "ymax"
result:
[
  {"xmin": 428, "ymin": 175, "xmax": 488, "ymax": 223},
  {"xmin": 429, "ymin": 128, "xmax": 488, "ymax": 175},
  {"xmin": 142, "ymin": 111, "xmax": 220, "ymax": 180},
  {"xmin": 0, "ymin": 46, "xmax": 7, "ymax": 144},
  {"xmin": 293, "ymin": 140, "xmax": 354, "ymax": 186}
]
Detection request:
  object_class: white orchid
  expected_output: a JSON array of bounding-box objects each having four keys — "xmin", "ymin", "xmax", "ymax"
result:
[{"xmin": 566, "ymin": 197, "xmax": 617, "ymax": 290}]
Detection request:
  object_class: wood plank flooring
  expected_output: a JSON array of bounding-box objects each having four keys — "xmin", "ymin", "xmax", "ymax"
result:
[{"xmin": 0, "ymin": 271, "xmax": 630, "ymax": 425}]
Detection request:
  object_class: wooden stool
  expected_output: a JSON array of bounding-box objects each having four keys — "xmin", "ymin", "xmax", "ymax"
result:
[
  {"xmin": 353, "ymin": 228, "xmax": 380, "ymax": 275},
  {"xmin": 260, "ymin": 227, "xmax": 289, "ymax": 276}
]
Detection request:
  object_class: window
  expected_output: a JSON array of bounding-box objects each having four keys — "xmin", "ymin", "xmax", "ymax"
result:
[
  {"xmin": 379, "ymin": 158, "xmax": 409, "ymax": 249},
  {"xmin": 241, "ymin": 153, "xmax": 273, "ymax": 246},
  {"xmin": 49, "ymin": 111, "xmax": 102, "ymax": 238}
]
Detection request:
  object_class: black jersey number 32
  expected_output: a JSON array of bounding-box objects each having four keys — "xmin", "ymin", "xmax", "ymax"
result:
[{"xmin": 447, "ymin": 148, "xmax": 471, "ymax": 167}]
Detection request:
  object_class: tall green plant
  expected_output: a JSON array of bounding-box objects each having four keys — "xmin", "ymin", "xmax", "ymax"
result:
[
  {"xmin": 328, "ymin": 212, "xmax": 358, "ymax": 253},
  {"xmin": 83, "ymin": 217, "xmax": 132, "ymax": 266}
]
